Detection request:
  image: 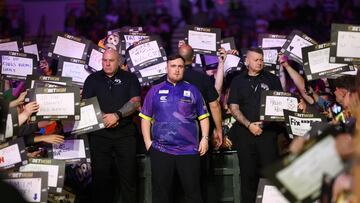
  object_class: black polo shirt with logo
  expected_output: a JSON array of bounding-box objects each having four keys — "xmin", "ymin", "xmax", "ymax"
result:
[
  {"xmin": 82, "ymin": 69, "xmax": 141, "ymax": 137},
  {"xmin": 228, "ymin": 70, "xmax": 282, "ymax": 124}
]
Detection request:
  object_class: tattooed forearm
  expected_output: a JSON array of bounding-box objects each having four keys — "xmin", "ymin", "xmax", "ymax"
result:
[
  {"xmin": 229, "ymin": 104, "xmax": 250, "ymax": 128},
  {"xmin": 118, "ymin": 101, "xmax": 140, "ymax": 117}
]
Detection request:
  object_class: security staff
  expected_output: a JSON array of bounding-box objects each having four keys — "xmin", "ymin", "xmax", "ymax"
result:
[
  {"xmin": 228, "ymin": 47, "xmax": 283, "ymax": 203},
  {"xmin": 82, "ymin": 48, "xmax": 141, "ymax": 203}
]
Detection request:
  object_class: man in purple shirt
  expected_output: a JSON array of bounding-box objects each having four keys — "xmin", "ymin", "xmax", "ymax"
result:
[{"xmin": 140, "ymin": 55, "xmax": 209, "ymax": 203}]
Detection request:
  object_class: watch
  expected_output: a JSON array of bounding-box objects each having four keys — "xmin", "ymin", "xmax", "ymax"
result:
[{"xmin": 116, "ymin": 111, "xmax": 123, "ymax": 120}]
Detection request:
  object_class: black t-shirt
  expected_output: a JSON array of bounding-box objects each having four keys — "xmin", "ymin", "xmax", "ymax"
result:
[
  {"xmin": 82, "ymin": 69, "xmax": 141, "ymax": 137},
  {"xmin": 228, "ymin": 70, "xmax": 282, "ymax": 123},
  {"xmin": 154, "ymin": 65, "xmax": 219, "ymax": 103}
]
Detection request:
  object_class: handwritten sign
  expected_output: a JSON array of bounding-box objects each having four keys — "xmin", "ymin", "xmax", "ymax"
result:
[
  {"xmin": 337, "ymin": 31, "xmax": 360, "ymax": 58},
  {"xmin": 1, "ymin": 55, "xmax": 33, "ymax": 77},
  {"xmin": 286, "ymin": 35, "xmax": 313, "ymax": 59},
  {"xmin": 62, "ymin": 97, "xmax": 104, "ymax": 135},
  {"xmin": 36, "ymin": 93, "xmax": 75, "ymax": 116},
  {"xmin": 329, "ymin": 24, "xmax": 360, "ymax": 64},
  {"xmin": 188, "ymin": 30, "xmax": 217, "ymax": 52},
  {"xmin": 20, "ymin": 164, "xmax": 59, "ymax": 188},
  {"xmin": 53, "ymin": 36, "xmax": 86, "ymax": 59},
  {"xmin": 0, "ymin": 143, "xmax": 22, "ymax": 168},
  {"xmin": 221, "ymin": 42, "xmax": 231, "ymax": 51},
  {"xmin": 5, "ymin": 178, "xmax": 42, "ymax": 202},
  {"xmin": 52, "ymin": 139, "xmax": 86, "ymax": 160},
  {"xmin": 263, "ymin": 49, "xmax": 278, "ymax": 65},
  {"xmin": 138, "ymin": 61, "xmax": 166, "ymax": 78},
  {"xmin": 223, "ymin": 54, "xmax": 242, "ymax": 76},
  {"xmin": 61, "ymin": 61, "xmax": 89, "ymax": 83},
  {"xmin": 129, "ymin": 40, "xmax": 162, "ymax": 66},
  {"xmin": 75, "ymin": 104, "xmax": 98, "ymax": 129},
  {"xmin": 88, "ymin": 49, "xmax": 103, "ymax": 72},
  {"xmin": 281, "ymin": 30, "xmax": 317, "ymax": 64},
  {"xmin": 24, "ymin": 44, "xmax": 40, "ymax": 61},
  {"xmin": 19, "ymin": 158, "xmax": 65, "ymax": 193},
  {"xmin": 124, "ymin": 34, "xmax": 149, "ymax": 50},
  {"xmin": 220, "ymin": 37, "xmax": 236, "ymax": 51},
  {"xmin": 288, "ymin": 116, "xmax": 322, "ymax": 137},
  {"xmin": 258, "ymin": 34, "xmax": 287, "ymax": 48},
  {"xmin": 303, "ymin": 43, "xmax": 354, "ymax": 80},
  {"xmin": 276, "ymin": 136, "xmax": 343, "ymax": 201},
  {"xmin": 284, "ymin": 110, "xmax": 324, "ymax": 138},
  {"xmin": 0, "ymin": 41, "xmax": 19, "ymax": 51},
  {"xmin": 260, "ymin": 91, "xmax": 298, "ymax": 121},
  {"xmin": 265, "ymin": 96, "xmax": 298, "ymax": 116},
  {"xmin": 262, "ymin": 38, "xmax": 287, "ymax": 48}
]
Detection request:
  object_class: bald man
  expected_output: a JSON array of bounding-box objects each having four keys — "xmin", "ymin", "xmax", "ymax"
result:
[{"xmin": 82, "ymin": 48, "xmax": 141, "ymax": 203}]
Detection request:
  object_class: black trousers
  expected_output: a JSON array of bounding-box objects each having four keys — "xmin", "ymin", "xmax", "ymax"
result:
[
  {"xmin": 150, "ymin": 148, "xmax": 202, "ymax": 203},
  {"xmin": 233, "ymin": 125, "xmax": 278, "ymax": 203},
  {"xmin": 89, "ymin": 135, "xmax": 137, "ymax": 203}
]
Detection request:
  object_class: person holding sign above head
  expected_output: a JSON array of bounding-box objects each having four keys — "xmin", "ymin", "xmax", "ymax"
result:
[
  {"xmin": 140, "ymin": 55, "xmax": 210, "ymax": 203},
  {"xmin": 82, "ymin": 48, "xmax": 141, "ymax": 203},
  {"xmin": 228, "ymin": 47, "xmax": 283, "ymax": 203}
]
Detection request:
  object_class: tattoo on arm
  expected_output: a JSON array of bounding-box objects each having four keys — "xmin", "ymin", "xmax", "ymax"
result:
[
  {"xmin": 118, "ymin": 101, "xmax": 140, "ymax": 117},
  {"xmin": 229, "ymin": 104, "xmax": 250, "ymax": 127}
]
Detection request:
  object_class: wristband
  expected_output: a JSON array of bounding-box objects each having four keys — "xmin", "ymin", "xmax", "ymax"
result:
[{"xmin": 202, "ymin": 136, "xmax": 209, "ymax": 140}]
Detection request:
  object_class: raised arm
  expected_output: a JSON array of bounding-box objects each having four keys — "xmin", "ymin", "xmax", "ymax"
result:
[{"xmin": 279, "ymin": 53, "xmax": 315, "ymax": 104}]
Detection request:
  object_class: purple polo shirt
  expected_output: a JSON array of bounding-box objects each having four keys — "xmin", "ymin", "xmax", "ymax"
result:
[{"xmin": 139, "ymin": 80, "xmax": 209, "ymax": 155}]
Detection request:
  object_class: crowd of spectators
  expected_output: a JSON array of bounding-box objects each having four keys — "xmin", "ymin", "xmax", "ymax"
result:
[{"xmin": 0, "ymin": 0, "xmax": 359, "ymax": 54}]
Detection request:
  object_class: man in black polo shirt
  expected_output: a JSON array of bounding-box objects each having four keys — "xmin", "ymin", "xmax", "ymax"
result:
[
  {"xmin": 82, "ymin": 48, "xmax": 141, "ymax": 203},
  {"xmin": 228, "ymin": 47, "xmax": 282, "ymax": 203}
]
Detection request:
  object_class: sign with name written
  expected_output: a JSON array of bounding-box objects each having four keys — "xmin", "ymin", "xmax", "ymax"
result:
[
  {"xmin": 126, "ymin": 36, "xmax": 167, "ymax": 71},
  {"xmin": 260, "ymin": 91, "xmax": 298, "ymax": 121},
  {"xmin": 120, "ymin": 32, "xmax": 149, "ymax": 55},
  {"xmin": 284, "ymin": 110, "xmax": 325, "ymax": 138},
  {"xmin": 48, "ymin": 135, "xmax": 91, "ymax": 164},
  {"xmin": 3, "ymin": 172, "xmax": 48, "ymax": 203},
  {"xmin": 0, "ymin": 137, "xmax": 28, "ymax": 169},
  {"xmin": 329, "ymin": 23, "xmax": 360, "ymax": 64},
  {"xmin": 263, "ymin": 125, "xmax": 345, "ymax": 203},
  {"xmin": 19, "ymin": 158, "xmax": 66, "ymax": 193},
  {"xmin": 48, "ymin": 32, "xmax": 90, "ymax": 60},
  {"xmin": 25, "ymin": 75, "xmax": 72, "ymax": 89},
  {"xmin": 62, "ymin": 97, "xmax": 104, "ymax": 136},
  {"xmin": 26, "ymin": 86, "xmax": 81, "ymax": 121},
  {"xmin": 58, "ymin": 57, "xmax": 90, "ymax": 86},
  {"xmin": 23, "ymin": 40, "xmax": 40, "ymax": 61},
  {"xmin": 258, "ymin": 34, "xmax": 287, "ymax": 48},
  {"xmin": 263, "ymin": 47, "xmax": 281, "ymax": 76},
  {"xmin": 0, "ymin": 37, "xmax": 23, "ymax": 52},
  {"xmin": 134, "ymin": 61, "xmax": 167, "ymax": 85},
  {"xmin": 85, "ymin": 44, "xmax": 105, "ymax": 73},
  {"xmin": 185, "ymin": 25, "xmax": 221, "ymax": 55},
  {"xmin": 281, "ymin": 30, "xmax": 317, "ymax": 64},
  {"xmin": 0, "ymin": 51, "xmax": 38, "ymax": 80},
  {"xmin": 303, "ymin": 42, "xmax": 353, "ymax": 80}
]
